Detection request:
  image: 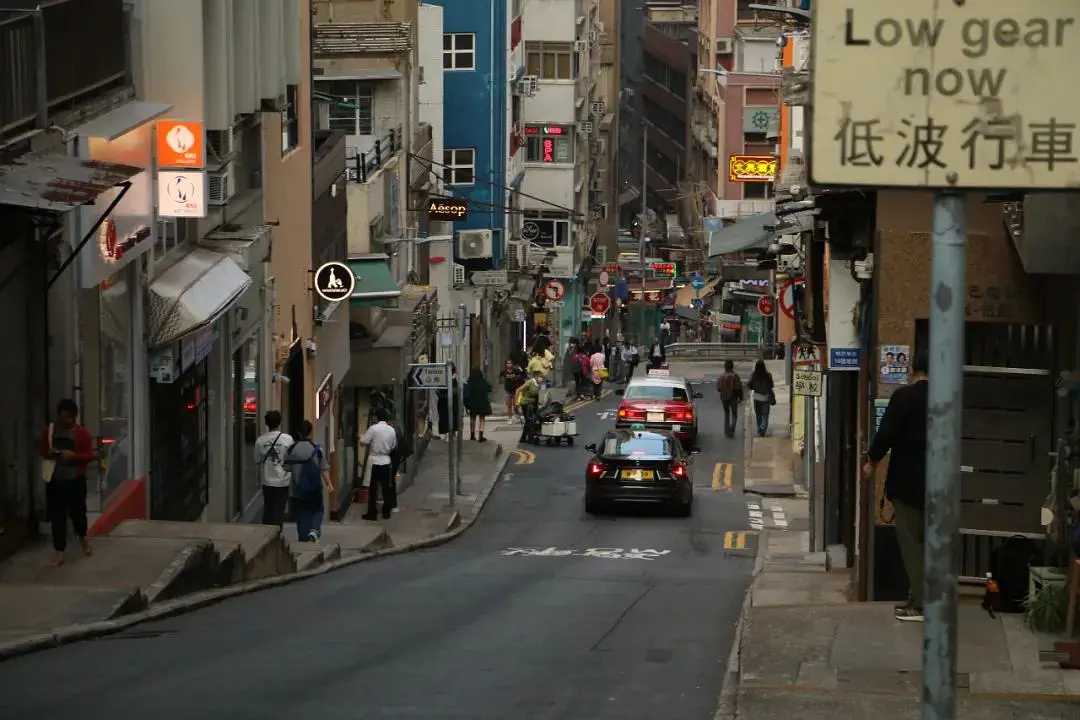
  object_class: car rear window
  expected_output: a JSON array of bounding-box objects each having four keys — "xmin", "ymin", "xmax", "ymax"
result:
[
  {"xmin": 602, "ymin": 434, "xmax": 672, "ymax": 458},
  {"xmin": 625, "ymin": 385, "xmax": 689, "ymax": 401}
]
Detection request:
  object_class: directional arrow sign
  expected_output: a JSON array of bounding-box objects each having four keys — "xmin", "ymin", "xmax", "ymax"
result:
[{"xmin": 407, "ymin": 363, "xmax": 449, "ymax": 390}]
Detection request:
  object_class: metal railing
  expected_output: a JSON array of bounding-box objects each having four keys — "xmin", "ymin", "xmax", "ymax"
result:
[
  {"xmin": 665, "ymin": 342, "xmax": 782, "ymax": 361},
  {"xmin": 347, "ymin": 125, "xmax": 401, "ymax": 183}
]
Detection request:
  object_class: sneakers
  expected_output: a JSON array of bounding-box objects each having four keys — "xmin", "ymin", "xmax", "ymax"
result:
[
  {"xmin": 895, "ymin": 605, "xmax": 924, "ymax": 622},
  {"xmin": 308, "ymin": 530, "xmax": 320, "ymax": 542}
]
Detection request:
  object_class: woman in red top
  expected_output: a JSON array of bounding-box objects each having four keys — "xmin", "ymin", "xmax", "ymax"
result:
[{"xmin": 39, "ymin": 399, "xmax": 96, "ymax": 566}]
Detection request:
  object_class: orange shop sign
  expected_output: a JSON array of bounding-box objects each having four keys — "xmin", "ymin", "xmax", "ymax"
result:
[
  {"xmin": 156, "ymin": 120, "xmax": 205, "ymax": 168},
  {"xmin": 729, "ymin": 154, "xmax": 777, "ymax": 183}
]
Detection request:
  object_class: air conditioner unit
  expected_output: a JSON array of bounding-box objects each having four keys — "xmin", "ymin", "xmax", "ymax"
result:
[
  {"xmin": 592, "ymin": 137, "xmax": 607, "ymax": 156},
  {"xmin": 453, "ymin": 263, "xmax": 466, "ymax": 287},
  {"xmin": 457, "ymin": 229, "xmax": 493, "ymax": 259},
  {"xmin": 590, "ymin": 100, "xmax": 606, "ymax": 117},
  {"xmin": 206, "ymin": 127, "xmax": 236, "ymax": 166},
  {"xmin": 589, "ymin": 29, "xmax": 599, "ymax": 47},
  {"xmin": 207, "ymin": 161, "xmax": 238, "ymax": 205},
  {"xmin": 573, "ymin": 40, "xmax": 587, "ymax": 53},
  {"xmin": 590, "ymin": 178, "xmax": 603, "ymax": 192},
  {"xmin": 716, "ymin": 37, "xmax": 734, "ymax": 54},
  {"xmin": 579, "ymin": 120, "xmax": 594, "ymax": 135},
  {"xmin": 506, "ymin": 240, "xmax": 523, "ymax": 272},
  {"xmin": 518, "ymin": 75, "xmax": 539, "ymax": 97}
]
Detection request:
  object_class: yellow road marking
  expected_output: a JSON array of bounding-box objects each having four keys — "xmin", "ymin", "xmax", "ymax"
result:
[
  {"xmin": 723, "ymin": 531, "xmax": 749, "ymax": 550},
  {"xmin": 712, "ymin": 462, "xmax": 734, "ymax": 491},
  {"xmin": 510, "ymin": 449, "xmax": 536, "ymax": 465}
]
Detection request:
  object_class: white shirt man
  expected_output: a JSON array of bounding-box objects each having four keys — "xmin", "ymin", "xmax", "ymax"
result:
[
  {"xmin": 361, "ymin": 415, "xmax": 399, "ymax": 520},
  {"xmin": 361, "ymin": 419, "xmax": 397, "ymax": 466},
  {"xmin": 254, "ymin": 412, "xmax": 295, "ymax": 527}
]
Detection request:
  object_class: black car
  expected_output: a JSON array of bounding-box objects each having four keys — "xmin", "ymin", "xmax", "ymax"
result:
[{"xmin": 584, "ymin": 428, "xmax": 693, "ymax": 516}]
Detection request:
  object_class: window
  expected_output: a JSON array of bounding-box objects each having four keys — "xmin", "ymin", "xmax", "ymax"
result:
[
  {"xmin": 443, "ymin": 148, "xmax": 475, "ymax": 185},
  {"xmin": 643, "ymin": 52, "xmax": 686, "ymax": 99},
  {"xmin": 443, "ymin": 33, "xmax": 475, "ymax": 70},
  {"xmin": 524, "ymin": 125, "xmax": 574, "ymax": 163},
  {"xmin": 522, "ymin": 212, "xmax": 571, "ymax": 247},
  {"xmin": 525, "ymin": 42, "xmax": 575, "ymax": 80},
  {"xmin": 624, "ymin": 385, "xmax": 689, "ymax": 401},
  {"xmin": 282, "ymin": 84, "xmax": 298, "ymax": 153},
  {"xmin": 743, "ymin": 182, "xmax": 770, "ymax": 199},
  {"xmin": 323, "ymin": 80, "xmax": 373, "ymax": 135},
  {"xmin": 601, "ymin": 433, "xmax": 673, "ymax": 458}
]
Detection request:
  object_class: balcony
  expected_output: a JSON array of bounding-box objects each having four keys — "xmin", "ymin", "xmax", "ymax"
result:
[
  {"xmin": 1, "ymin": 0, "xmax": 128, "ymax": 135},
  {"xmin": 346, "ymin": 125, "xmax": 402, "ymax": 184},
  {"xmin": 412, "ymin": 122, "xmax": 432, "ymax": 191}
]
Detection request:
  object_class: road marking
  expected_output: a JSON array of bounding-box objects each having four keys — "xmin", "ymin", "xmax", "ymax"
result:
[
  {"xmin": 597, "ymin": 410, "xmax": 616, "ymax": 420},
  {"xmin": 510, "ymin": 449, "xmax": 535, "ymax": 465},
  {"xmin": 723, "ymin": 531, "xmax": 755, "ymax": 550},
  {"xmin": 500, "ymin": 547, "xmax": 670, "ymax": 560},
  {"xmin": 564, "ymin": 389, "xmax": 612, "ymax": 413},
  {"xmin": 712, "ymin": 462, "xmax": 734, "ymax": 491}
]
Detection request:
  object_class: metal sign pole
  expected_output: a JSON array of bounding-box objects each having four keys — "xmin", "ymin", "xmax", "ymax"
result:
[
  {"xmin": 923, "ymin": 191, "xmax": 965, "ymax": 720},
  {"xmin": 456, "ymin": 304, "xmax": 467, "ymax": 494},
  {"xmin": 446, "ymin": 360, "xmax": 455, "ymax": 509},
  {"xmin": 805, "ymin": 393, "xmax": 817, "ymax": 551}
]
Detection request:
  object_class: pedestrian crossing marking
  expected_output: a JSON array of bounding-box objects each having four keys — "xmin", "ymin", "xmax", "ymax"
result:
[
  {"xmin": 510, "ymin": 449, "xmax": 536, "ymax": 465},
  {"xmin": 712, "ymin": 462, "xmax": 734, "ymax": 491}
]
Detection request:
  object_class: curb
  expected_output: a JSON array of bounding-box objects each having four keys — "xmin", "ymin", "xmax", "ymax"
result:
[{"xmin": 0, "ymin": 452, "xmax": 513, "ymax": 664}]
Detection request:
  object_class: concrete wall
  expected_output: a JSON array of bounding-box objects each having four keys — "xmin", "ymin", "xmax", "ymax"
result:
[
  {"xmin": 525, "ymin": 83, "xmax": 576, "ymax": 124},
  {"xmin": 418, "ymin": 3, "xmax": 445, "ymax": 186},
  {"xmin": 521, "ymin": 166, "xmax": 575, "ymax": 212},
  {"xmin": 738, "ymin": 39, "xmax": 774, "ymax": 73},
  {"xmin": 522, "ymin": 0, "xmax": 575, "ymax": 41}
]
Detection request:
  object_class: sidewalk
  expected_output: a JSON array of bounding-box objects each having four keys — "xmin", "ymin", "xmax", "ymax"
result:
[
  {"xmin": 0, "ymin": 422, "xmax": 517, "ymax": 661},
  {"xmin": 725, "ymin": 413, "xmax": 1080, "ymax": 718},
  {"xmin": 743, "ymin": 369, "xmax": 798, "ymax": 497}
]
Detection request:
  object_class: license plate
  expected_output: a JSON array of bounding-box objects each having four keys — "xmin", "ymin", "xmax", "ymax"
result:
[
  {"xmin": 672, "ymin": 425, "xmax": 681, "ymax": 432},
  {"xmin": 621, "ymin": 469, "xmax": 654, "ymax": 481},
  {"xmin": 647, "ymin": 412, "xmax": 665, "ymax": 423}
]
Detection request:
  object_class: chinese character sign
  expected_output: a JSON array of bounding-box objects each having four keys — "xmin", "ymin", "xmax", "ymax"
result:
[
  {"xmin": 879, "ymin": 344, "xmax": 910, "ymax": 385},
  {"xmin": 811, "ymin": 2, "xmax": 1080, "ymax": 189}
]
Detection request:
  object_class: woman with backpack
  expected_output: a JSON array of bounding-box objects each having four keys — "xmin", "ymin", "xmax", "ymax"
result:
[
  {"xmin": 284, "ymin": 420, "xmax": 332, "ymax": 542},
  {"xmin": 463, "ymin": 367, "xmax": 493, "ymax": 442},
  {"xmin": 748, "ymin": 360, "xmax": 776, "ymax": 437}
]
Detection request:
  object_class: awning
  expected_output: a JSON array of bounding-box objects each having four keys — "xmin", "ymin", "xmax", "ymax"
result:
[
  {"xmin": 706, "ymin": 212, "xmax": 777, "ymax": 257},
  {"xmin": 72, "ymin": 101, "xmax": 172, "ymax": 141},
  {"xmin": 146, "ymin": 248, "xmax": 252, "ymax": 348},
  {"xmin": 349, "ymin": 254, "xmax": 401, "ymax": 307},
  {"xmin": 0, "ymin": 152, "xmax": 142, "ymax": 212}
]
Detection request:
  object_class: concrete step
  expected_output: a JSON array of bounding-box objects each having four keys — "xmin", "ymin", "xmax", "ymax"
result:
[
  {"xmin": 286, "ymin": 540, "xmax": 342, "ymax": 571},
  {"xmin": 0, "ymin": 584, "xmax": 146, "ymax": 638},
  {"xmin": 285, "ymin": 523, "xmax": 389, "ymax": 557},
  {"xmin": 109, "ymin": 520, "xmax": 294, "ymax": 582}
]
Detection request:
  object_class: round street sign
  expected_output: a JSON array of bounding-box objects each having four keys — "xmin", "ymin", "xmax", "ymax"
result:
[
  {"xmin": 691, "ymin": 273, "xmax": 706, "ymax": 290},
  {"xmin": 589, "ymin": 292, "xmax": 611, "ymax": 316},
  {"xmin": 314, "ymin": 261, "xmax": 355, "ymax": 303},
  {"xmin": 757, "ymin": 295, "xmax": 775, "ymax": 317},
  {"xmin": 544, "ymin": 279, "xmax": 565, "ymax": 301},
  {"xmin": 778, "ymin": 279, "xmax": 800, "ymax": 319},
  {"xmin": 599, "ymin": 270, "xmax": 610, "ymax": 287}
]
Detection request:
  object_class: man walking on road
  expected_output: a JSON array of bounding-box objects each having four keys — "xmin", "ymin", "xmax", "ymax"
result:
[
  {"xmin": 863, "ymin": 348, "xmax": 929, "ymax": 622},
  {"xmin": 717, "ymin": 360, "xmax": 744, "ymax": 438},
  {"xmin": 361, "ymin": 408, "xmax": 399, "ymax": 520},
  {"xmin": 254, "ymin": 410, "xmax": 294, "ymax": 527}
]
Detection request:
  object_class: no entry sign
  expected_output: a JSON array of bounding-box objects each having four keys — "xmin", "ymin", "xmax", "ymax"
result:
[
  {"xmin": 757, "ymin": 295, "xmax": 775, "ymax": 317},
  {"xmin": 589, "ymin": 292, "xmax": 611, "ymax": 316}
]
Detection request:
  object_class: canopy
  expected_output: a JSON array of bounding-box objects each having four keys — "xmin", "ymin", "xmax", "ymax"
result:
[
  {"xmin": 349, "ymin": 254, "xmax": 401, "ymax": 307},
  {"xmin": 706, "ymin": 212, "xmax": 777, "ymax": 257},
  {"xmin": 147, "ymin": 248, "xmax": 251, "ymax": 348}
]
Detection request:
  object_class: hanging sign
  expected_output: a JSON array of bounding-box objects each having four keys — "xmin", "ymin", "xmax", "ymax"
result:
[
  {"xmin": 156, "ymin": 119, "xmax": 205, "ymax": 168},
  {"xmin": 589, "ymin": 292, "xmax": 611, "ymax": 316},
  {"xmin": 729, "ymin": 154, "xmax": 778, "ymax": 182},
  {"xmin": 157, "ymin": 171, "xmax": 207, "ymax": 218},
  {"xmin": 544, "ymin": 279, "xmax": 565, "ymax": 301},
  {"xmin": 313, "ymin": 261, "xmax": 356, "ymax": 303},
  {"xmin": 427, "ymin": 197, "xmax": 469, "ymax": 221}
]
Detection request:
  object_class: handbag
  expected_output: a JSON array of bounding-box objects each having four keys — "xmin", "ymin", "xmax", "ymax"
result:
[
  {"xmin": 598, "ymin": 367, "xmax": 609, "ymax": 380},
  {"xmin": 768, "ymin": 388, "xmax": 777, "ymax": 406},
  {"xmin": 41, "ymin": 423, "xmax": 55, "ymax": 483}
]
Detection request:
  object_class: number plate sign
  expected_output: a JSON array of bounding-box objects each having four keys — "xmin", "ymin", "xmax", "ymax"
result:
[
  {"xmin": 793, "ymin": 369, "xmax": 823, "ymax": 397},
  {"xmin": 810, "ymin": 0, "xmax": 1080, "ymax": 189}
]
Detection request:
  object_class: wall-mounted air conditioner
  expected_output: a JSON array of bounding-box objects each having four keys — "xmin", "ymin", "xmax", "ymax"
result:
[
  {"xmin": 517, "ymin": 75, "xmax": 539, "ymax": 97},
  {"xmin": 453, "ymin": 263, "xmax": 466, "ymax": 287},
  {"xmin": 579, "ymin": 120, "xmax": 594, "ymax": 135},
  {"xmin": 458, "ymin": 229, "xmax": 493, "ymax": 259},
  {"xmin": 590, "ymin": 100, "xmax": 606, "ymax": 117},
  {"xmin": 716, "ymin": 37, "xmax": 734, "ymax": 54},
  {"xmin": 208, "ymin": 162, "xmax": 238, "ymax": 206},
  {"xmin": 573, "ymin": 40, "xmax": 587, "ymax": 53}
]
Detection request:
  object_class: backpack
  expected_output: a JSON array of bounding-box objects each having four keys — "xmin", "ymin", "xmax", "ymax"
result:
[
  {"xmin": 294, "ymin": 445, "xmax": 323, "ymax": 499},
  {"xmin": 718, "ymin": 373, "xmax": 742, "ymax": 402}
]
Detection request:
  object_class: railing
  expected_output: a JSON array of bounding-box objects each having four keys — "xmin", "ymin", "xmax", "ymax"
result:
[
  {"xmin": 665, "ymin": 342, "xmax": 783, "ymax": 361},
  {"xmin": 347, "ymin": 125, "xmax": 402, "ymax": 183}
]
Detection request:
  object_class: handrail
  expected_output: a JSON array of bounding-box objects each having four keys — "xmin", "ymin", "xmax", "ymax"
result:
[{"xmin": 665, "ymin": 342, "xmax": 782, "ymax": 360}]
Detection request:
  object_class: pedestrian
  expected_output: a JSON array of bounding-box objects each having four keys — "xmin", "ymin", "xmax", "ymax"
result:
[
  {"xmin": 360, "ymin": 408, "xmax": 399, "ymax": 521},
  {"xmin": 862, "ymin": 349, "xmax": 929, "ymax": 623},
  {"xmin": 574, "ymin": 344, "xmax": 591, "ymax": 400},
  {"xmin": 602, "ymin": 336, "xmax": 612, "ymax": 370},
  {"xmin": 516, "ymin": 371, "xmax": 542, "ymax": 441},
  {"xmin": 623, "ymin": 339, "xmax": 640, "ymax": 381},
  {"xmin": 500, "ymin": 359, "xmax": 525, "ymax": 419},
  {"xmin": 284, "ymin": 420, "xmax": 332, "ymax": 541},
  {"xmin": 590, "ymin": 343, "xmax": 607, "ymax": 400},
  {"xmin": 648, "ymin": 337, "xmax": 666, "ymax": 370},
  {"xmin": 254, "ymin": 410, "xmax": 295, "ymax": 528},
  {"xmin": 563, "ymin": 339, "xmax": 579, "ymax": 391},
  {"xmin": 39, "ymin": 398, "xmax": 96, "ymax": 567},
  {"xmin": 463, "ymin": 368, "xmax": 493, "ymax": 442},
  {"xmin": 527, "ymin": 346, "xmax": 547, "ymax": 379},
  {"xmin": 747, "ymin": 359, "xmax": 776, "ymax": 437},
  {"xmin": 717, "ymin": 360, "xmax": 744, "ymax": 438}
]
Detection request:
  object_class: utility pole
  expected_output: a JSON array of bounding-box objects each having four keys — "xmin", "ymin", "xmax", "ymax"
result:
[
  {"xmin": 923, "ymin": 191, "xmax": 966, "ymax": 720},
  {"xmin": 640, "ymin": 121, "xmax": 648, "ymax": 296},
  {"xmin": 456, "ymin": 303, "xmax": 467, "ymax": 494}
]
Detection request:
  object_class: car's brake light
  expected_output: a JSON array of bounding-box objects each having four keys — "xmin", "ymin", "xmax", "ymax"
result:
[
  {"xmin": 665, "ymin": 404, "xmax": 694, "ymax": 422},
  {"xmin": 587, "ymin": 461, "xmax": 606, "ymax": 480},
  {"xmin": 672, "ymin": 463, "xmax": 688, "ymax": 479},
  {"xmin": 618, "ymin": 405, "xmax": 646, "ymax": 421}
]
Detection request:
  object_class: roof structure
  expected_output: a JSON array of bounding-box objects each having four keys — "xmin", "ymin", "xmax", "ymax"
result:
[{"xmin": 313, "ymin": 21, "xmax": 412, "ymax": 56}]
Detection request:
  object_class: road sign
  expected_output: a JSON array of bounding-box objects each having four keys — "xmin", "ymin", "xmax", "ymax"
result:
[
  {"xmin": 589, "ymin": 292, "xmax": 611, "ymax": 316},
  {"xmin": 829, "ymin": 347, "xmax": 861, "ymax": 371},
  {"xmin": 691, "ymin": 274, "xmax": 706, "ymax": 290},
  {"xmin": 599, "ymin": 270, "xmax": 610, "ymax": 287},
  {"xmin": 314, "ymin": 261, "xmax": 355, "ymax": 303},
  {"xmin": 793, "ymin": 342, "xmax": 822, "ymax": 371},
  {"xmin": 757, "ymin": 295, "xmax": 775, "ymax": 317},
  {"xmin": 691, "ymin": 298, "xmax": 704, "ymax": 310},
  {"xmin": 778, "ymin": 279, "xmax": 800, "ymax": 319},
  {"xmin": 471, "ymin": 269, "xmax": 508, "ymax": 287},
  {"xmin": 793, "ymin": 369, "xmax": 822, "ymax": 397},
  {"xmin": 407, "ymin": 363, "xmax": 448, "ymax": 390},
  {"xmin": 544, "ymin": 279, "xmax": 565, "ymax": 301},
  {"xmin": 810, "ymin": 1, "xmax": 1080, "ymax": 189}
]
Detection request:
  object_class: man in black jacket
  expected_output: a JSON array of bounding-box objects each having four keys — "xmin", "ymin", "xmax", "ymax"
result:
[{"xmin": 863, "ymin": 348, "xmax": 928, "ymax": 622}]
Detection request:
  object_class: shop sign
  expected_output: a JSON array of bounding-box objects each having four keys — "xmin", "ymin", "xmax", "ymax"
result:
[
  {"xmin": 313, "ymin": 261, "xmax": 356, "ymax": 303},
  {"xmin": 315, "ymin": 373, "xmax": 333, "ymax": 420},
  {"xmin": 716, "ymin": 312, "xmax": 742, "ymax": 335},
  {"xmin": 181, "ymin": 327, "xmax": 216, "ymax": 373},
  {"xmin": 830, "ymin": 347, "xmax": 862, "ymax": 371},
  {"xmin": 810, "ymin": 0, "xmax": 1080, "ymax": 189},
  {"xmin": 149, "ymin": 347, "xmax": 178, "ymax": 384},
  {"xmin": 793, "ymin": 369, "xmax": 823, "ymax": 397},
  {"xmin": 544, "ymin": 279, "xmax": 565, "ymax": 301},
  {"xmin": 743, "ymin": 107, "xmax": 779, "ymax": 135},
  {"xmin": 156, "ymin": 119, "xmax": 205, "ymax": 168},
  {"xmin": 427, "ymin": 197, "xmax": 469, "ymax": 221},
  {"xmin": 96, "ymin": 216, "xmax": 152, "ymax": 267},
  {"xmin": 471, "ymin": 269, "xmax": 509, "ymax": 287},
  {"xmin": 650, "ymin": 262, "xmax": 676, "ymax": 275},
  {"xmin": 158, "ymin": 171, "xmax": 207, "ymax": 218},
  {"xmin": 729, "ymin": 154, "xmax": 778, "ymax": 182}
]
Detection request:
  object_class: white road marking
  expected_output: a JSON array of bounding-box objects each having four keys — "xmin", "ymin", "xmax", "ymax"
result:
[{"xmin": 500, "ymin": 547, "xmax": 671, "ymax": 560}]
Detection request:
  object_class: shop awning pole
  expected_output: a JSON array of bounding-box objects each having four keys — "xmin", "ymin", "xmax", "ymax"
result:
[{"xmin": 47, "ymin": 181, "xmax": 131, "ymax": 289}]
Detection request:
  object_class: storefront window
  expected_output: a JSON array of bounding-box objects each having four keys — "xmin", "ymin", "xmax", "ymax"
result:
[{"xmin": 232, "ymin": 334, "xmax": 260, "ymax": 517}]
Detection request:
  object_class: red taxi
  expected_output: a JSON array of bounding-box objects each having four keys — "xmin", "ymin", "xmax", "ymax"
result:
[{"xmin": 614, "ymin": 375, "xmax": 702, "ymax": 448}]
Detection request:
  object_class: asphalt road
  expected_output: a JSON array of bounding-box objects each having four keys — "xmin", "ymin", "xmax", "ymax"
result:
[{"xmin": 0, "ymin": 364, "xmax": 754, "ymax": 720}]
